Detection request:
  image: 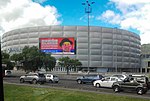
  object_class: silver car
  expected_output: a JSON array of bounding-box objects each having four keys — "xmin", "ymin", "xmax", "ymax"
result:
[
  {"xmin": 44, "ymin": 73, "xmax": 59, "ymax": 83},
  {"xmin": 20, "ymin": 73, "xmax": 46, "ymax": 84}
]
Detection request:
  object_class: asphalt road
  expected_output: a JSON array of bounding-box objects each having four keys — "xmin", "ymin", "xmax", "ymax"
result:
[{"xmin": 3, "ymin": 76, "xmax": 150, "ymax": 99}]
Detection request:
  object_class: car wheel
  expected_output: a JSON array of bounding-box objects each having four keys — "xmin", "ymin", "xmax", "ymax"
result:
[
  {"xmin": 32, "ymin": 79, "xmax": 37, "ymax": 84},
  {"xmin": 137, "ymin": 88, "xmax": 144, "ymax": 95},
  {"xmin": 96, "ymin": 83, "xmax": 101, "ymax": 88},
  {"xmin": 20, "ymin": 78, "xmax": 24, "ymax": 83},
  {"xmin": 113, "ymin": 86, "xmax": 120, "ymax": 93},
  {"xmin": 77, "ymin": 79, "xmax": 82, "ymax": 84}
]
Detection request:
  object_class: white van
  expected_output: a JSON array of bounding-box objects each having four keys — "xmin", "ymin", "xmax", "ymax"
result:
[{"xmin": 5, "ymin": 70, "xmax": 12, "ymax": 76}]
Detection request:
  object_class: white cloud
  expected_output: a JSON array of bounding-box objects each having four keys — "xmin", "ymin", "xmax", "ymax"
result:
[
  {"xmin": 110, "ymin": 0, "xmax": 150, "ymax": 5},
  {"xmin": 140, "ymin": 31, "xmax": 150, "ymax": 45},
  {"xmin": 97, "ymin": 10, "xmax": 121, "ymax": 25},
  {"xmin": 110, "ymin": 0, "xmax": 150, "ymax": 14},
  {"xmin": 98, "ymin": 0, "xmax": 150, "ymax": 44},
  {"xmin": 0, "ymin": 0, "xmax": 61, "ymax": 36}
]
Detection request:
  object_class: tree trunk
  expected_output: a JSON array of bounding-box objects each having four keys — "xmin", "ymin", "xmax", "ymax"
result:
[{"xmin": 66, "ymin": 67, "xmax": 69, "ymax": 75}]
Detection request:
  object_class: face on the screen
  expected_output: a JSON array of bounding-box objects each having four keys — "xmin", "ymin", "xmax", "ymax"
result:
[{"xmin": 62, "ymin": 42, "xmax": 72, "ymax": 52}]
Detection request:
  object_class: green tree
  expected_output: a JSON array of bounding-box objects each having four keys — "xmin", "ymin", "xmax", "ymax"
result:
[
  {"xmin": 71, "ymin": 59, "xmax": 82, "ymax": 71},
  {"xmin": 10, "ymin": 53, "xmax": 23, "ymax": 70},
  {"xmin": 141, "ymin": 44, "xmax": 150, "ymax": 54},
  {"xmin": 21, "ymin": 46, "xmax": 56, "ymax": 72},
  {"xmin": 2, "ymin": 51, "xmax": 14, "ymax": 70},
  {"xmin": 42, "ymin": 54, "xmax": 56, "ymax": 71},
  {"xmin": 58, "ymin": 57, "xmax": 82, "ymax": 75}
]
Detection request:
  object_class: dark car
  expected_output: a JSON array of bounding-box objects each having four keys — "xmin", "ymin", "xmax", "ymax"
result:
[
  {"xmin": 112, "ymin": 75, "xmax": 149, "ymax": 95},
  {"xmin": 76, "ymin": 74, "xmax": 104, "ymax": 84},
  {"xmin": 130, "ymin": 75, "xmax": 150, "ymax": 90}
]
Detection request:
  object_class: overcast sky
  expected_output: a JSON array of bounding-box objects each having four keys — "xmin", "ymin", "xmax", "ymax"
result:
[{"xmin": 0, "ymin": 0, "xmax": 150, "ymax": 44}]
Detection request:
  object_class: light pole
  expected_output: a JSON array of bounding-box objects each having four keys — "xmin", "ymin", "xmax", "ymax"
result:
[
  {"xmin": 113, "ymin": 28, "xmax": 118, "ymax": 73},
  {"xmin": 115, "ymin": 29, "xmax": 117, "ymax": 73},
  {"xmin": 82, "ymin": 0, "xmax": 95, "ymax": 73}
]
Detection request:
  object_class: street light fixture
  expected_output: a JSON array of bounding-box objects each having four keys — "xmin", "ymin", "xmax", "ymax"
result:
[{"xmin": 82, "ymin": 0, "xmax": 95, "ymax": 73}]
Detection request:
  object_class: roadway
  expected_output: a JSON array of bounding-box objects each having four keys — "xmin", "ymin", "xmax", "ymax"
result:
[{"xmin": 3, "ymin": 76, "xmax": 150, "ymax": 99}]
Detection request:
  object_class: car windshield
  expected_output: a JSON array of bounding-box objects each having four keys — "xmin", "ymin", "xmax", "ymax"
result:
[
  {"xmin": 39, "ymin": 74, "xmax": 45, "ymax": 77},
  {"xmin": 54, "ymin": 75, "xmax": 58, "ymax": 77},
  {"xmin": 99, "ymin": 75, "xmax": 104, "ymax": 79},
  {"xmin": 6, "ymin": 71, "xmax": 11, "ymax": 73},
  {"xmin": 110, "ymin": 78, "xmax": 117, "ymax": 81},
  {"xmin": 103, "ymin": 77, "xmax": 110, "ymax": 81}
]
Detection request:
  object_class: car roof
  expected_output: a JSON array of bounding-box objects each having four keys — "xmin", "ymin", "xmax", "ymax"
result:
[
  {"xmin": 44, "ymin": 73, "xmax": 53, "ymax": 74},
  {"xmin": 130, "ymin": 74, "xmax": 146, "ymax": 77},
  {"xmin": 112, "ymin": 74, "xmax": 127, "ymax": 76},
  {"xmin": 25, "ymin": 73, "xmax": 38, "ymax": 76},
  {"xmin": 28, "ymin": 72, "xmax": 44, "ymax": 75},
  {"xmin": 85, "ymin": 74, "xmax": 103, "ymax": 76},
  {"xmin": 28, "ymin": 72, "xmax": 38, "ymax": 74},
  {"xmin": 44, "ymin": 73, "xmax": 57, "ymax": 76}
]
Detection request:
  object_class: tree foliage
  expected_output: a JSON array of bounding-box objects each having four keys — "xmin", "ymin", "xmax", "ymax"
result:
[
  {"xmin": 2, "ymin": 51, "xmax": 14, "ymax": 70},
  {"xmin": 141, "ymin": 44, "xmax": 150, "ymax": 54},
  {"xmin": 58, "ymin": 57, "xmax": 82, "ymax": 75},
  {"xmin": 10, "ymin": 53, "xmax": 23, "ymax": 70},
  {"xmin": 20, "ymin": 46, "xmax": 56, "ymax": 72},
  {"xmin": 10, "ymin": 53, "xmax": 23, "ymax": 61},
  {"xmin": 10, "ymin": 46, "xmax": 56, "ymax": 72}
]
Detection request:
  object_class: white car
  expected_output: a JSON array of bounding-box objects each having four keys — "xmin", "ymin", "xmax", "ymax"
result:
[
  {"xmin": 111, "ymin": 74, "xmax": 128, "ymax": 80},
  {"xmin": 93, "ymin": 77, "xmax": 121, "ymax": 88},
  {"xmin": 44, "ymin": 73, "xmax": 59, "ymax": 83}
]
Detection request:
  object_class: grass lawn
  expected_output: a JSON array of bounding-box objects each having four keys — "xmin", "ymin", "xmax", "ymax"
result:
[{"xmin": 4, "ymin": 84, "xmax": 150, "ymax": 101}]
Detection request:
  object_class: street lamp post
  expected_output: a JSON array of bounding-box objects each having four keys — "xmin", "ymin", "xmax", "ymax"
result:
[
  {"xmin": 113, "ymin": 28, "xmax": 118, "ymax": 73},
  {"xmin": 82, "ymin": 0, "xmax": 95, "ymax": 73}
]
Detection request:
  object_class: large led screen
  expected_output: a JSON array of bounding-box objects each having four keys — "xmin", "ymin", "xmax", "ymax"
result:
[{"xmin": 39, "ymin": 37, "xmax": 75, "ymax": 54}]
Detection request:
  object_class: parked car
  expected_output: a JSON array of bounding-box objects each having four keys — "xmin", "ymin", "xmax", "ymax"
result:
[
  {"xmin": 20, "ymin": 72, "xmax": 46, "ymax": 84},
  {"xmin": 5, "ymin": 70, "xmax": 12, "ymax": 77},
  {"xmin": 111, "ymin": 74, "xmax": 128, "ymax": 80},
  {"xmin": 93, "ymin": 77, "xmax": 122, "ymax": 88},
  {"xmin": 44, "ymin": 73, "xmax": 59, "ymax": 83},
  {"xmin": 112, "ymin": 75, "xmax": 149, "ymax": 95},
  {"xmin": 129, "ymin": 74, "xmax": 150, "ymax": 90},
  {"xmin": 76, "ymin": 74, "xmax": 104, "ymax": 84}
]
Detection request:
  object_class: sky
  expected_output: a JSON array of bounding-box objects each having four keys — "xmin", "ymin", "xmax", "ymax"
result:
[{"xmin": 0, "ymin": 0, "xmax": 150, "ymax": 45}]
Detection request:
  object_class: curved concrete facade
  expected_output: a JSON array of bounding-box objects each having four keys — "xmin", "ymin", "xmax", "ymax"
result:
[{"xmin": 2, "ymin": 26, "xmax": 141, "ymax": 72}]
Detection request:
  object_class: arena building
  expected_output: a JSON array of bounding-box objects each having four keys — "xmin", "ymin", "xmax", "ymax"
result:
[{"xmin": 2, "ymin": 26, "xmax": 141, "ymax": 72}]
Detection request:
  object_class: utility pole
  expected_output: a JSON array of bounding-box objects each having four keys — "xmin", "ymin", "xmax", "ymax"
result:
[{"xmin": 82, "ymin": 0, "xmax": 95, "ymax": 73}]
